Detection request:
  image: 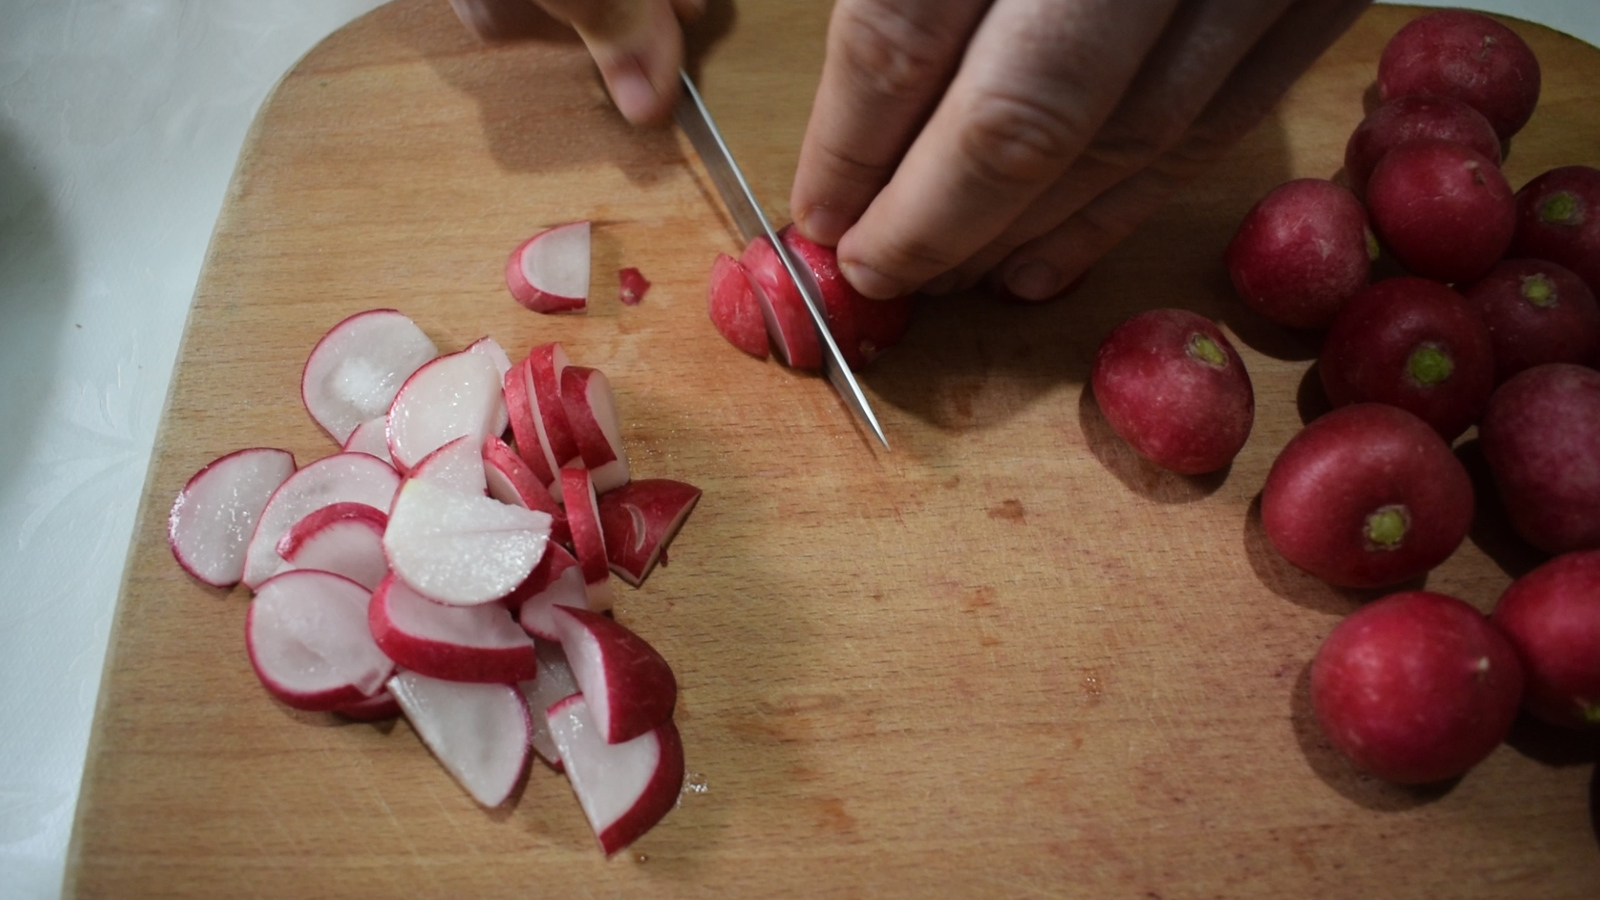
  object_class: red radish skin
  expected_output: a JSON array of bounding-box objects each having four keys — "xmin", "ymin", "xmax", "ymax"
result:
[
  {"xmin": 546, "ymin": 693, "xmax": 685, "ymax": 856},
  {"xmin": 368, "ymin": 574, "xmax": 538, "ymax": 683},
  {"xmin": 482, "ymin": 435, "xmax": 568, "ymax": 544},
  {"xmin": 780, "ymin": 225, "xmax": 912, "ymax": 368},
  {"xmin": 1365, "ymin": 139, "xmax": 1515, "ymax": 284},
  {"xmin": 552, "ymin": 606, "xmax": 677, "ymax": 745},
  {"xmin": 1090, "ymin": 309, "xmax": 1254, "ymax": 475},
  {"xmin": 1224, "ymin": 179, "xmax": 1374, "ymax": 329},
  {"xmin": 741, "ymin": 235, "xmax": 821, "ymax": 370},
  {"xmin": 1343, "ymin": 95, "xmax": 1502, "ymax": 199},
  {"xmin": 1479, "ymin": 364, "xmax": 1600, "ymax": 554},
  {"xmin": 618, "ymin": 267, "xmax": 650, "ymax": 306},
  {"xmin": 597, "ymin": 479, "xmax": 702, "ymax": 587},
  {"xmin": 1261, "ymin": 404, "xmax": 1474, "ymax": 588},
  {"xmin": 561, "ymin": 467, "xmax": 613, "ymax": 609},
  {"xmin": 241, "ymin": 452, "xmax": 401, "ymax": 590},
  {"xmin": 388, "ymin": 672, "xmax": 533, "ymax": 808},
  {"xmin": 245, "ymin": 570, "xmax": 396, "ymax": 712},
  {"xmin": 1377, "ymin": 9, "xmax": 1542, "ymax": 141},
  {"xmin": 506, "ymin": 221, "xmax": 590, "ymax": 313},
  {"xmin": 502, "ymin": 357, "xmax": 558, "ymax": 495},
  {"xmin": 300, "ymin": 309, "xmax": 437, "ymax": 444},
  {"xmin": 1509, "ymin": 165, "xmax": 1600, "ymax": 295},
  {"xmin": 1491, "ymin": 550, "xmax": 1600, "ymax": 729},
  {"xmin": 168, "ymin": 447, "xmax": 296, "ymax": 587},
  {"xmin": 525, "ymin": 343, "xmax": 582, "ymax": 472},
  {"xmin": 1465, "ymin": 259, "xmax": 1600, "ymax": 383},
  {"xmin": 707, "ymin": 252, "xmax": 770, "ymax": 358},
  {"xmin": 1311, "ymin": 590, "xmax": 1524, "ymax": 784},
  {"xmin": 275, "ymin": 501, "xmax": 389, "ymax": 591},
  {"xmin": 560, "ymin": 366, "xmax": 630, "ymax": 493}
]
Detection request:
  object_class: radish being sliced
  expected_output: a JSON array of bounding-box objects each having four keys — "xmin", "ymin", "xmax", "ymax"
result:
[
  {"xmin": 464, "ymin": 335, "xmax": 513, "ymax": 379},
  {"xmin": 334, "ymin": 689, "xmax": 402, "ymax": 722},
  {"xmin": 516, "ymin": 543, "xmax": 593, "ymax": 640},
  {"xmin": 483, "ymin": 435, "xmax": 567, "ymax": 544},
  {"xmin": 741, "ymin": 235, "xmax": 820, "ymax": 370},
  {"xmin": 619, "ymin": 267, "xmax": 650, "ymax": 306},
  {"xmin": 386, "ymin": 350, "xmax": 507, "ymax": 474},
  {"xmin": 547, "ymin": 693, "xmax": 684, "ymax": 855},
  {"xmin": 242, "ymin": 452, "xmax": 401, "ymax": 590},
  {"xmin": 368, "ymin": 574, "xmax": 538, "ymax": 683},
  {"xmin": 551, "ymin": 606, "xmax": 676, "ymax": 744},
  {"xmin": 342, "ymin": 416, "xmax": 393, "ymax": 465},
  {"xmin": 707, "ymin": 252, "xmax": 769, "ymax": 358},
  {"xmin": 384, "ymin": 478, "xmax": 552, "ymax": 606},
  {"xmin": 561, "ymin": 467, "xmax": 613, "ymax": 608},
  {"xmin": 514, "ymin": 358, "xmax": 568, "ymax": 503},
  {"xmin": 519, "ymin": 639, "xmax": 579, "ymax": 769},
  {"xmin": 410, "ymin": 434, "xmax": 488, "ymax": 496},
  {"xmin": 276, "ymin": 501, "xmax": 389, "ymax": 590},
  {"xmin": 502, "ymin": 355, "xmax": 557, "ymax": 491},
  {"xmin": 597, "ymin": 479, "xmax": 702, "ymax": 587},
  {"xmin": 526, "ymin": 343, "xmax": 582, "ymax": 471},
  {"xmin": 781, "ymin": 225, "xmax": 912, "ymax": 368},
  {"xmin": 506, "ymin": 221, "xmax": 590, "ymax": 314},
  {"xmin": 246, "ymin": 570, "xmax": 395, "ymax": 712},
  {"xmin": 560, "ymin": 366, "xmax": 630, "ymax": 493},
  {"xmin": 169, "ymin": 447, "xmax": 296, "ymax": 587},
  {"xmin": 388, "ymin": 671, "xmax": 532, "ymax": 808},
  {"xmin": 301, "ymin": 309, "xmax": 437, "ymax": 444}
]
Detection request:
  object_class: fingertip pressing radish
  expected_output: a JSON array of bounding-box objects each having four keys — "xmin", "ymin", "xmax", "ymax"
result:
[
  {"xmin": 551, "ymin": 606, "xmax": 677, "ymax": 745},
  {"xmin": 169, "ymin": 448, "xmax": 296, "ymax": 587},
  {"xmin": 241, "ymin": 452, "xmax": 401, "ymax": 590},
  {"xmin": 388, "ymin": 671, "xmax": 532, "ymax": 808},
  {"xmin": 245, "ymin": 569, "xmax": 395, "ymax": 712},
  {"xmin": 561, "ymin": 467, "xmax": 614, "ymax": 610},
  {"xmin": 506, "ymin": 221, "xmax": 590, "ymax": 314},
  {"xmin": 618, "ymin": 267, "xmax": 650, "ymax": 306},
  {"xmin": 386, "ymin": 351, "xmax": 507, "ymax": 474},
  {"xmin": 368, "ymin": 574, "xmax": 538, "ymax": 683},
  {"xmin": 275, "ymin": 501, "xmax": 389, "ymax": 590},
  {"xmin": 383, "ymin": 478, "xmax": 552, "ymax": 606},
  {"xmin": 598, "ymin": 479, "xmax": 702, "ymax": 587},
  {"xmin": 560, "ymin": 366, "xmax": 630, "ymax": 493},
  {"xmin": 546, "ymin": 693, "xmax": 685, "ymax": 855},
  {"xmin": 301, "ymin": 309, "xmax": 437, "ymax": 444},
  {"xmin": 707, "ymin": 252, "xmax": 769, "ymax": 359},
  {"xmin": 780, "ymin": 225, "xmax": 911, "ymax": 369}
]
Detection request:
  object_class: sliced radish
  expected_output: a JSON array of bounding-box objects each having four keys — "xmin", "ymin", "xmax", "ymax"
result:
[
  {"xmin": 242, "ymin": 452, "xmax": 401, "ymax": 590},
  {"xmin": 388, "ymin": 671, "xmax": 531, "ymax": 808},
  {"xmin": 334, "ymin": 689, "xmax": 402, "ymax": 722},
  {"xmin": 506, "ymin": 221, "xmax": 590, "ymax": 314},
  {"xmin": 169, "ymin": 448, "xmax": 296, "ymax": 587},
  {"xmin": 386, "ymin": 351, "xmax": 507, "ymax": 474},
  {"xmin": 275, "ymin": 501, "xmax": 389, "ymax": 590},
  {"xmin": 597, "ymin": 479, "xmax": 701, "ymax": 587},
  {"xmin": 547, "ymin": 693, "xmax": 684, "ymax": 855},
  {"xmin": 526, "ymin": 343, "xmax": 582, "ymax": 471},
  {"xmin": 246, "ymin": 570, "xmax": 395, "ymax": 711},
  {"xmin": 502, "ymin": 355, "xmax": 557, "ymax": 491},
  {"xmin": 741, "ymin": 235, "xmax": 820, "ymax": 370},
  {"xmin": 409, "ymin": 434, "xmax": 488, "ymax": 496},
  {"xmin": 369, "ymin": 574, "xmax": 538, "ymax": 683},
  {"xmin": 464, "ymin": 335, "xmax": 513, "ymax": 379},
  {"xmin": 561, "ymin": 467, "xmax": 613, "ymax": 609},
  {"xmin": 342, "ymin": 416, "xmax": 393, "ymax": 465},
  {"xmin": 519, "ymin": 639, "xmax": 579, "ymax": 769},
  {"xmin": 551, "ymin": 606, "xmax": 676, "ymax": 744},
  {"xmin": 516, "ymin": 544, "xmax": 592, "ymax": 641},
  {"xmin": 619, "ymin": 267, "xmax": 650, "ymax": 306},
  {"xmin": 707, "ymin": 252, "xmax": 769, "ymax": 359},
  {"xmin": 781, "ymin": 225, "xmax": 912, "ymax": 368},
  {"xmin": 301, "ymin": 309, "xmax": 437, "ymax": 444},
  {"xmin": 483, "ymin": 435, "xmax": 568, "ymax": 545},
  {"xmin": 560, "ymin": 366, "xmax": 630, "ymax": 493},
  {"xmin": 384, "ymin": 478, "xmax": 552, "ymax": 606}
]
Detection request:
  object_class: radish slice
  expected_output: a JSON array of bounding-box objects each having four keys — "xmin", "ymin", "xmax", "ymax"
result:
[
  {"xmin": 560, "ymin": 366, "xmax": 630, "ymax": 493},
  {"xmin": 386, "ymin": 351, "xmax": 507, "ymax": 474},
  {"xmin": 483, "ymin": 435, "xmax": 568, "ymax": 544},
  {"xmin": 384, "ymin": 478, "xmax": 552, "ymax": 606},
  {"xmin": 561, "ymin": 467, "xmax": 613, "ymax": 609},
  {"xmin": 552, "ymin": 606, "xmax": 676, "ymax": 744},
  {"xmin": 246, "ymin": 570, "xmax": 395, "ymax": 711},
  {"xmin": 526, "ymin": 343, "xmax": 582, "ymax": 471},
  {"xmin": 301, "ymin": 309, "xmax": 437, "ymax": 443},
  {"xmin": 516, "ymin": 544, "xmax": 592, "ymax": 640},
  {"xmin": 597, "ymin": 479, "xmax": 701, "ymax": 587},
  {"xmin": 464, "ymin": 335, "xmax": 513, "ymax": 379},
  {"xmin": 619, "ymin": 267, "xmax": 650, "ymax": 306},
  {"xmin": 368, "ymin": 574, "xmax": 538, "ymax": 683},
  {"xmin": 506, "ymin": 221, "xmax": 590, "ymax": 314},
  {"xmin": 342, "ymin": 416, "xmax": 393, "ymax": 465},
  {"xmin": 169, "ymin": 448, "xmax": 296, "ymax": 587},
  {"xmin": 547, "ymin": 693, "xmax": 684, "ymax": 855},
  {"xmin": 410, "ymin": 434, "xmax": 488, "ymax": 496},
  {"xmin": 514, "ymin": 358, "xmax": 569, "ymax": 502},
  {"xmin": 519, "ymin": 639, "xmax": 579, "ymax": 769},
  {"xmin": 276, "ymin": 502, "xmax": 389, "ymax": 590},
  {"xmin": 242, "ymin": 452, "xmax": 401, "ymax": 590},
  {"xmin": 334, "ymin": 689, "xmax": 402, "ymax": 722},
  {"xmin": 502, "ymin": 355, "xmax": 557, "ymax": 492},
  {"xmin": 707, "ymin": 253, "xmax": 769, "ymax": 358},
  {"xmin": 388, "ymin": 671, "xmax": 532, "ymax": 808},
  {"xmin": 741, "ymin": 235, "xmax": 820, "ymax": 370}
]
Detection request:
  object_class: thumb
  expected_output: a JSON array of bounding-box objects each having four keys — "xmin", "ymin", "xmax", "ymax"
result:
[{"xmin": 535, "ymin": 0, "xmax": 686, "ymax": 125}]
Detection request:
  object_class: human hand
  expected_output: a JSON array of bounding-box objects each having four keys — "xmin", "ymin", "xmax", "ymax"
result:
[{"xmin": 789, "ymin": 0, "xmax": 1373, "ymax": 301}]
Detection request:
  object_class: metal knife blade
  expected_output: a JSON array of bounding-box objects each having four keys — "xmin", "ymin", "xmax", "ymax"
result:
[{"xmin": 674, "ymin": 69, "xmax": 889, "ymax": 449}]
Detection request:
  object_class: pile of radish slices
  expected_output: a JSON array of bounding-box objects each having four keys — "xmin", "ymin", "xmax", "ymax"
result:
[{"xmin": 168, "ymin": 308, "xmax": 701, "ymax": 856}]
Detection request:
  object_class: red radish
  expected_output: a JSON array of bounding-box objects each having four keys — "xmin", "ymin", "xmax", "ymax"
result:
[
  {"xmin": 464, "ymin": 335, "xmax": 513, "ymax": 379},
  {"xmin": 561, "ymin": 467, "xmax": 613, "ymax": 609},
  {"xmin": 388, "ymin": 671, "xmax": 532, "ymax": 808},
  {"xmin": 1343, "ymin": 95, "xmax": 1502, "ymax": 200},
  {"xmin": 368, "ymin": 574, "xmax": 538, "ymax": 683},
  {"xmin": 482, "ymin": 435, "xmax": 567, "ymax": 544},
  {"xmin": 597, "ymin": 479, "xmax": 702, "ymax": 587},
  {"xmin": 526, "ymin": 343, "xmax": 582, "ymax": 472},
  {"xmin": 1479, "ymin": 363, "xmax": 1600, "ymax": 553},
  {"xmin": 560, "ymin": 366, "xmax": 630, "ymax": 493},
  {"xmin": 386, "ymin": 351, "xmax": 507, "ymax": 474},
  {"xmin": 409, "ymin": 434, "xmax": 488, "ymax": 497},
  {"xmin": 506, "ymin": 221, "xmax": 590, "ymax": 313},
  {"xmin": 552, "ymin": 606, "xmax": 676, "ymax": 744},
  {"xmin": 501, "ymin": 355, "xmax": 557, "ymax": 492},
  {"xmin": 275, "ymin": 502, "xmax": 389, "ymax": 591},
  {"xmin": 781, "ymin": 225, "xmax": 912, "ymax": 368},
  {"xmin": 741, "ymin": 235, "xmax": 820, "ymax": 370},
  {"xmin": 1365, "ymin": 139, "xmax": 1515, "ymax": 284},
  {"xmin": 168, "ymin": 447, "xmax": 295, "ymax": 587},
  {"xmin": 546, "ymin": 693, "xmax": 684, "ymax": 855},
  {"xmin": 301, "ymin": 309, "xmax": 437, "ymax": 444},
  {"xmin": 383, "ymin": 478, "xmax": 552, "ymax": 606},
  {"xmin": 618, "ymin": 267, "xmax": 650, "ymax": 306},
  {"xmin": 334, "ymin": 689, "xmax": 401, "ymax": 722},
  {"xmin": 1377, "ymin": 9, "xmax": 1541, "ymax": 141},
  {"xmin": 1090, "ymin": 309, "xmax": 1254, "ymax": 475},
  {"xmin": 1509, "ymin": 165, "xmax": 1600, "ymax": 294},
  {"xmin": 1491, "ymin": 550, "xmax": 1600, "ymax": 729},
  {"xmin": 1262, "ymin": 404, "xmax": 1473, "ymax": 588},
  {"xmin": 342, "ymin": 417, "xmax": 393, "ymax": 465},
  {"xmin": 245, "ymin": 570, "xmax": 395, "ymax": 712},
  {"xmin": 707, "ymin": 253, "xmax": 769, "ymax": 359},
  {"xmin": 1225, "ymin": 179, "xmax": 1374, "ymax": 329},
  {"xmin": 1465, "ymin": 259, "xmax": 1600, "ymax": 382},
  {"xmin": 519, "ymin": 639, "xmax": 579, "ymax": 769},
  {"xmin": 516, "ymin": 543, "xmax": 592, "ymax": 641},
  {"xmin": 241, "ymin": 452, "xmax": 401, "ymax": 590},
  {"xmin": 1311, "ymin": 590, "xmax": 1523, "ymax": 783}
]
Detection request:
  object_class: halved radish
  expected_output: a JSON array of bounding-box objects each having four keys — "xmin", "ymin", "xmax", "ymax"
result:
[
  {"xmin": 368, "ymin": 574, "xmax": 538, "ymax": 683},
  {"xmin": 741, "ymin": 235, "xmax": 820, "ymax": 370},
  {"xmin": 245, "ymin": 570, "xmax": 395, "ymax": 711},
  {"xmin": 526, "ymin": 343, "xmax": 582, "ymax": 471},
  {"xmin": 388, "ymin": 671, "xmax": 532, "ymax": 808},
  {"xmin": 386, "ymin": 351, "xmax": 507, "ymax": 474},
  {"xmin": 561, "ymin": 467, "xmax": 613, "ymax": 608},
  {"xmin": 506, "ymin": 221, "xmax": 590, "ymax": 314},
  {"xmin": 276, "ymin": 502, "xmax": 389, "ymax": 590},
  {"xmin": 301, "ymin": 309, "xmax": 437, "ymax": 444},
  {"xmin": 384, "ymin": 478, "xmax": 552, "ymax": 606},
  {"xmin": 502, "ymin": 355, "xmax": 556, "ymax": 491},
  {"xmin": 598, "ymin": 479, "xmax": 701, "ymax": 587},
  {"xmin": 242, "ymin": 452, "xmax": 401, "ymax": 590},
  {"xmin": 333, "ymin": 689, "xmax": 402, "ymax": 722},
  {"xmin": 516, "ymin": 543, "xmax": 592, "ymax": 641},
  {"xmin": 519, "ymin": 639, "xmax": 579, "ymax": 769},
  {"xmin": 409, "ymin": 434, "xmax": 488, "ymax": 497},
  {"xmin": 707, "ymin": 252, "xmax": 768, "ymax": 358},
  {"xmin": 169, "ymin": 447, "xmax": 296, "ymax": 587},
  {"xmin": 464, "ymin": 335, "xmax": 513, "ymax": 379},
  {"xmin": 342, "ymin": 416, "xmax": 393, "ymax": 465},
  {"xmin": 483, "ymin": 435, "xmax": 567, "ymax": 543},
  {"xmin": 547, "ymin": 693, "xmax": 684, "ymax": 855},
  {"xmin": 552, "ymin": 606, "xmax": 676, "ymax": 744},
  {"xmin": 560, "ymin": 367, "xmax": 630, "ymax": 493},
  {"xmin": 619, "ymin": 267, "xmax": 651, "ymax": 306}
]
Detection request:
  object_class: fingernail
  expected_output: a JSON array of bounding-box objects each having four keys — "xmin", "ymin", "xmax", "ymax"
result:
[
  {"xmin": 609, "ymin": 66, "xmax": 660, "ymax": 124},
  {"xmin": 798, "ymin": 207, "xmax": 852, "ymax": 246},
  {"xmin": 921, "ymin": 271, "xmax": 960, "ymax": 296},
  {"xmin": 1006, "ymin": 261, "xmax": 1061, "ymax": 302},
  {"xmin": 840, "ymin": 260, "xmax": 904, "ymax": 300}
]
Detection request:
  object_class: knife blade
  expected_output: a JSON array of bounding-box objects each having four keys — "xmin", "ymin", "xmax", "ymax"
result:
[{"xmin": 673, "ymin": 69, "xmax": 889, "ymax": 449}]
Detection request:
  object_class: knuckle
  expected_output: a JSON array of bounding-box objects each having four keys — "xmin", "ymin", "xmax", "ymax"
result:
[
  {"xmin": 832, "ymin": 0, "xmax": 955, "ymax": 102},
  {"xmin": 1079, "ymin": 122, "xmax": 1173, "ymax": 174},
  {"xmin": 959, "ymin": 90, "xmax": 1085, "ymax": 187}
]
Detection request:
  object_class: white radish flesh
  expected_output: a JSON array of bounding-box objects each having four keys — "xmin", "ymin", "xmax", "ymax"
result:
[
  {"xmin": 383, "ymin": 478, "xmax": 552, "ymax": 606},
  {"xmin": 275, "ymin": 502, "xmax": 389, "ymax": 591},
  {"xmin": 526, "ymin": 343, "xmax": 581, "ymax": 470},
  {"xmin": 552, "ymin": 606, "xmax": 677, "ymax": 745},
  {"xmin": 169, "ymin": 447, "xmax": 296, "ymax": 587},
  {"xmin": 516, "ymin": 543, "xmax": 592, "ymax": 641},
  {"xmin": 368, "ymin": 574, "xmax": 538, "ymax": 683},
  {"xmin": 388, "ymin": 671, "xmax": 532, "ymax": 808},
  {"xmin": 560, "ymin": 366, "xmax": 630, "ymax": 493},
  {"xmin": 505, "ymin": 221, "xmax": 591, "ymax": 314},
  {"xmin": 386, "ymin": 351, "xmax": 507, "ymax": 474},
  {"xmin": 519, "ymin": 639, "xmax": 579, "ymax": 769},
  {"xmin": 342, "ymin": 416, "xmax": 393, "ymax": 465},
  {"xmin": 464, "ymin": 335, "xmax": 513, "ymax": 379},
  {"xmin": 302, "ymin": 309, "xmax": 437, "ymax": 443},
  {"xmin": 246, "ymin": 570, "xmax": 395, "ymax": 711},
  {"xmin": 547, "ymin": 693, "xmax": 684, "ymax": 855},
  {"xmin": 483, "ymin": 435, "xmax": 567, "ymax": 543},
  {"xmin": 409, "ymin": 433, "xmax": 488, "ymax": 496},
  {"xmin": 242, "ymin": 452, "xmax": 401, "ymax": 590}
]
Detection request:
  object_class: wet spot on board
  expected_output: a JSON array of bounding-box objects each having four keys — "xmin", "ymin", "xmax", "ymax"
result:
[
  {"xmin": 987, "ymin": 498, "xmax": 1026, "ymax": 522},
  {"xmin": 1081, "ymin": 669, "xmax": 1104, "ymax": 705}
]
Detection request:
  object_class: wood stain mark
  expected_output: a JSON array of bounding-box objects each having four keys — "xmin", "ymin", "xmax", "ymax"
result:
[
  {"xmin": 814, "ymin": 797, "xmax": 858, "ymax": 836},
  {"xmin": 961, "ymin": 586, "xmax": 997, "ymax": 612},
  {"xmin": 987, "ymin": 498, "xmax": 1026, "ymax": 522}
]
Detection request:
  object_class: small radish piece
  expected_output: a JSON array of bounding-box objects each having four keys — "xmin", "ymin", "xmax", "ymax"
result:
[
  {"xmin": 598, "ymin": 479, "xmax": 702, "ymax": 587},
  {"xmin": 388, "ymin": 671, "xmax": 532, "ymax": 808},
  {"xmin": 464, "ymin": 335, "xmax": 513, "ymax": 379},
  {"xmin": 301, "ymin": 309, "xmax": 437, "ymax": 444},
  {"xmin": 552, "ymin": 606, "xmax": 676, "ymax": 744},
  {"xmin": 386, "ymin": 351, "xmax": 507, "ymax": 474},
  {"xmin": 483, "ymin": 435, "xmax": 568, "ymax": 544},
  {"xmin": 502, "ymin": 355, "xmax": 557, "ymax": 491},
  {"xmin": 1365, "ymin": 139, "xmax": 1515, "ymax": 284},
  {"xmin": 1491, "ymin": 550, "xmax": 1600, "ymax": 729},
  {"xmin": 1343, "ymin": 95, "xmax": 1501, "ymax": 200},
  {"xmin": 741, "ymin": 235, "xmax": 820, "ymax": 370},
  {"xmin": 619, "ymin": 267, "xmax": 650, "ymax": 306},
  {"xmin": 246, "ymin": 570, "xmax": 395, "ymax": 711},
  {"xmin": 1510, "ymin": 165, "xmax": 1600, "ymax": 295},
  {"xmin": 169, "ymin": 447, "xmax": 296, "ymax": 587},
  {"xmin": 368, "ymin": 574, "xmax": 538, "ymax": 683},
  {"xmin": 384, "ymin": 478, "xmax": 552, "ymax": 606},
  {"xmin": 707, "ymin": 252, "xmax": 769, "ymax": 358},
  {"xmin": 1224, "ymin": 179, "xmax": 1374, "ymax": 329},
  {"xmin": 1377, "ymin": 9, "xmax": 1541, "ymax": 141},
  {"xmin": 342, "ymin": 416, "xmax": 393, "ymax": 465},
  {"xmin": 242, "ymin": 452, "xmax": 401, "ymax": 590},
  {"xmin": 1464, "ymin": 259, "xmax": 1600, "ymax": 383},
  {"xmin": 561, "ymin": 467, "xmax": 613, "ymax": 608},
  {"xmin": 561, "ymin": 366, "xmax": 630, "ymax": 493},
  {"xmin": 516, "ymin": 544, "xmax": 593, "ymax": 641},
  {"xmin": 519, "ymin": 638, "xmax": 579, "ymax": 769},
  {"xmin": 526, "ymin": 343, "xmax": 582, "ymax": 472},
  {"xmin": 506, "ymin": 221, "xmax": 590, "ymax": 314},
  {"xmin": 334, "ymin": 689, "xmax": 401, "ymax": 722},
  {"xmin": 547, "ymin": 693, "xmax": 684, "ymax": 855},
  {"xmin": 275, "ymin": 501, "xmax": 389, "ymax": 590},
  {"xmin": 409, "ymin": 434, "xmax": 488, "ymax": 497}
]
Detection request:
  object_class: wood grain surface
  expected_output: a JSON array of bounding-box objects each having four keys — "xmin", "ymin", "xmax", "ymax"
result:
[{"xmin": 66, "ymin": 3, "xmax": 1600, "ymax": 897}]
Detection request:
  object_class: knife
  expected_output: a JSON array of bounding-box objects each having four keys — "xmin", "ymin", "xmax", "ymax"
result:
[{"xmin": 673, "ymin": 69, "xmax": 889, "ymax": 449}]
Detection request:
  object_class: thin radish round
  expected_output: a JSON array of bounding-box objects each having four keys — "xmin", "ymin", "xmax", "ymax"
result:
[
  {"xmin": 275, "ymin": 502, "xmax": 389, "ymax": 590},
  {"xmin": 527, "ymin": 343, "xmax": 582, "ymax": 471},
  {"xmin": 597, "ymin": 479, "xmax": 701, "ymax": 587},
  {"xmin": 169, "ymin": 447, "xmax": 296, "ymax": 587},
  {"xmin": 386, "ymin": 350, "xmax": 507, "ymax": 474},
  {"xmin": 245, "ymin": 570, "xmax": 395, "ymax": 712},
  {"xmin": 342, "ymin": 416, "xmax": 393, "ymax": 465},
  {"xmin": 301, "ymin": 309, "xmax": 437, "ymax": 444},
  {"xmin": 502, "ymin": 356, "xmax": 557, "ymax": 494},
  {"xmin": 561, "ymin": 366, "xmax": 630, "ymax": 493},
  {"xmin": 383, "ymin": 478, "xmax": 552, "ymax": 606},
  {"xmin": 464, "ymin": 335, "xmax": 513, "ymax": 379},
  {"xmin": 547, "ymin": 693, "xmax": 684, "ymax": 856},
  {"xmin": 242, "ymin": 452, "xmax": 401, "ymax": 590},
  {"xmin": 552, "ymin": 606, "xmax": 676, "ymax": 745},
  {"xmin": 516, "ymin": 543, "xmax": 590, "ymax": 641},
  {"xmin": 482, "ymin": 435, "xmax": 567, "ymax": 542},
  {"xmin": 561, "ymin": 467, "xmax": 613, "ymax": 609},
  {"xmin": 368, "ymin": 574, "xmax": 538, "ymax": 683},
  {"xmin": 388, "ymin": 671, "xmax": 532, "ymax": 808},
  {"xmin": 409, "ymin": 433, "xmax": 488, "ymax": 496},
  {"xmin": 506, "ymin": 221, "xmax": 590, "ymax": 314},
  {"xmin": 519, "ymin": 639, "xmax": 579, "ymax": 769}
]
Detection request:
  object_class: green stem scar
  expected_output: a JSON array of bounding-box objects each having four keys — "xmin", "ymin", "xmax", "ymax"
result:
[
  {"xmin": 1365, "ymin": 505, "xmax": 1410, "ymax": 550},
  {"xmin": 1365, "ymin": 228, "xmax": 1381, "ymax": 262},
  {"xmin": 1538, "ymin": 191, "xmax": 1583, "ymax": 226},
  {"xmin": 1187, "ymin": 333, "xmax": 1228, "ymax": 369},
  {"xmin": 1406, "ymin": 343, "xmax": 1454, "ymax": 387},
  {"xmin": 1521, "ymin": 273, "xmax": 1557, "ymax": 307}
]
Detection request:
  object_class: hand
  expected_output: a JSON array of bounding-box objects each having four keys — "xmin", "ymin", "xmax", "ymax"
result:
[
  {"xmin": 447, "ymin": 0, "xmax": 705, "ymax": 125},
  {"xmin": 789, "ymin": 0, "xmax": 1373, "ymax": 301}
]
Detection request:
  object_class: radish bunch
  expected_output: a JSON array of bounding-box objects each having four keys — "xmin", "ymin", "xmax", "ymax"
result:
[{"xmin": 168, "ymin": 308, "xmax": 702, "ymax": 855}]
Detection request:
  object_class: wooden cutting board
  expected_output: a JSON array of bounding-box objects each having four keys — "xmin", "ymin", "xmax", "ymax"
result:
[{"xmin": 67, "ymin": 3, "xmax": 1600, "ymax": 897}]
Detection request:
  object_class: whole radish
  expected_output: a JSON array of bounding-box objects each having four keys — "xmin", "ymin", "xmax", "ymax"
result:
[
  {"xmin": 1479, "ymin": 363, "xmax": 1600, "ymax": 554},
  {"xmin": 1225, "ymin": 179, "xmax": 1373, "ymax": 329},
  {"xmin": 1365, "ymin": 139, "xmax": 1515, "ymax": 284},
  {"xmin": 1464, "ymin": 259, "xmax": 1600, "ymax": 383},
  {"xmin": 1377, "ymin": 9, "xmax": 1541, "ymax": 141},
  {"xmin": 1509, "ymin": 165, "xmax": 1600, "ymax": 295},
  {"xmin": 1344, "ymin": 95, "xmax": 1502, "ymax": 199},
  {"xmin": 1492, "ymin": 550, "xmax": 1600, "ymax": 730}
]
